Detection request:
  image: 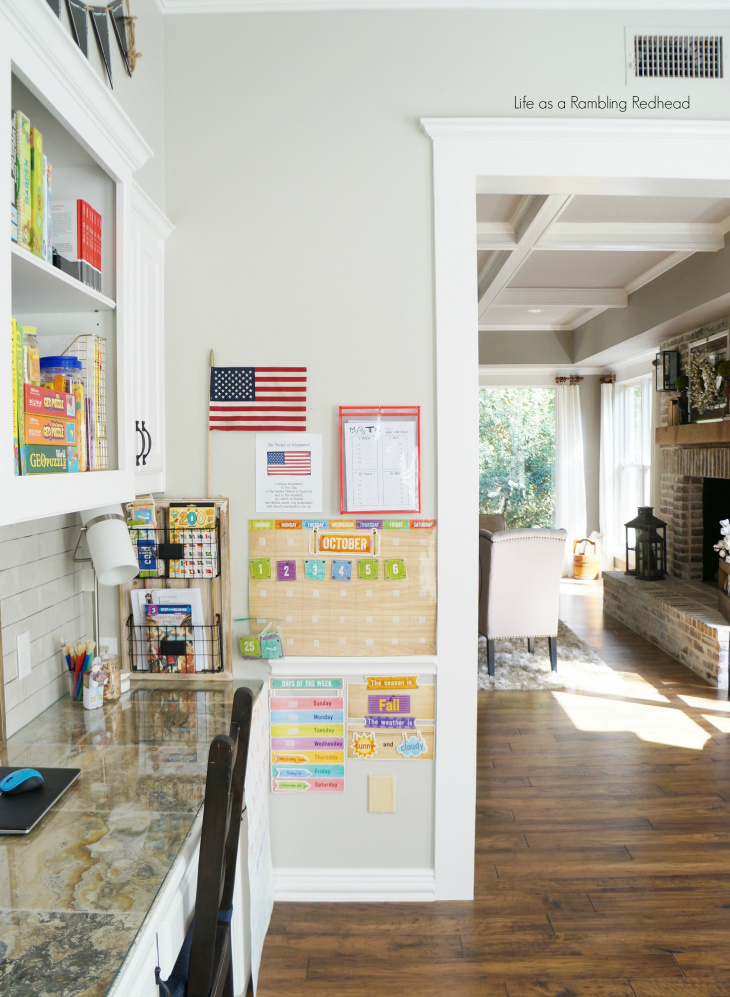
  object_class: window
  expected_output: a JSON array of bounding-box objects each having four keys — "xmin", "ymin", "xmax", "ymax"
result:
[
  {"xmin": 479, "ymin": 387, "xmax": 556, "ymax": 528},
  {"xmin": 615, "ymin": 375, "xmax": 652, "ymax": 548}
]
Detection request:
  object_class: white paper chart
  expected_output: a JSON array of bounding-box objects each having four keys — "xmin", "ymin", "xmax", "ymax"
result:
[{"xmin": 343, "ymin": 417, "xmax": 418, "ymax": 512}]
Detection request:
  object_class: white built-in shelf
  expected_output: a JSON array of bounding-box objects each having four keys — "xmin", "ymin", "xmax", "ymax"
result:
[{"xmin": 11, "ymin": 243, "xmax": 115, "ymax": 314}]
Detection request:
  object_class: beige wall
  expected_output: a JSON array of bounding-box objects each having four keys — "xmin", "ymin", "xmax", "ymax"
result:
[{"xmin": 160, "ymin": 6, "xmax": 730, "ymax": 869}]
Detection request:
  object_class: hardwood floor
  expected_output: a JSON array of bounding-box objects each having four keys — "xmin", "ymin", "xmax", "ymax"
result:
[{"xmin": 257, "ymin": 584, "xmax": 730, "ymax": 996}]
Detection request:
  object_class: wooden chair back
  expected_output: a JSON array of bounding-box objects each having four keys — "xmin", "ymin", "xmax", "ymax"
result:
[
  {"xmin": 186, "ymin": 732, "xmax": 237, "ymax": 997},
  {"xmin": 158, "ymin": 687, "xmax": 255, "ymax": 997},
  {"xmin": 221, "ymin": 687, "xmax": 253, "ymax": 912}
]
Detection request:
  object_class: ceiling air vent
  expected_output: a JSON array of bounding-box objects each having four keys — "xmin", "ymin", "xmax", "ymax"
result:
[{"xmin": 627, "ymin": 29, "xmax": 725, "ymax": 81}]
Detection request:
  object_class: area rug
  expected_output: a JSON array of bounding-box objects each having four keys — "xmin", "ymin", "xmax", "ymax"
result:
[{"xmin": 477, "ymin": 620, "xmax": 630, "ymax": 693}]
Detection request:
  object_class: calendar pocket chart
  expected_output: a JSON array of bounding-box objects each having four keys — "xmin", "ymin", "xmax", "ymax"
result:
[{"xmin": 249, "ymin": 519, "xmax": 436, "ymax": 656}]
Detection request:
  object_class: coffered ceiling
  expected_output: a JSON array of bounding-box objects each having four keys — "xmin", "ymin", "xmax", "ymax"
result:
[{"xmin": 476, "ymin": 193, "xmax": 730, "ymax": 333}]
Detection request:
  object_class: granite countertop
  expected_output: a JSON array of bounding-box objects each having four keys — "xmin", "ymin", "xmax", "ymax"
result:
[{"xmin": 0, "ymin": 680, "xmax": 258, "ymax": 997}]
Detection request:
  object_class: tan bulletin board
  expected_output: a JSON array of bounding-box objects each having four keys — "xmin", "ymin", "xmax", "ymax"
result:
[{"xmin": 248, "ymin": 518, "xmax": 436, "ymax": 656}]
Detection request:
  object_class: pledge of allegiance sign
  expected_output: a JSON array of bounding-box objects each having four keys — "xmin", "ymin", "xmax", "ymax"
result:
[{"xmin": 256, "ymin": 433, "xmax": 322, "ymax": 513}]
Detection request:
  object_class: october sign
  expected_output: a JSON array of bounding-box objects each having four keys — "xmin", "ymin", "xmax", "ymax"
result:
[{"xmin": 317, "ymin": 533, "xmax": 372, "ymax": 554}]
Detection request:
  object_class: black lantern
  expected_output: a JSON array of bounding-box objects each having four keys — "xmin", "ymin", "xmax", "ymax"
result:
[
  {"xmin": 625, "ymin": 507, "xmax": 667, "ymax": 580},
  {"xmin": 655, "ymin": 350, "xmax": 679, "ymax": 391}
]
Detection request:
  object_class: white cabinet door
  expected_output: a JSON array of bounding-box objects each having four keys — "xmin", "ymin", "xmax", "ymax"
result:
[{"xmin": 128, "ymin": 184, "xmax": 173, "ymax": 496}]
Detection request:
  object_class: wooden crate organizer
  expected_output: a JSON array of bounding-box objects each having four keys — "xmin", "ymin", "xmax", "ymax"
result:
[{"xmin": 119, "ymin": 497, "xmax": 233, "ymax": 681}]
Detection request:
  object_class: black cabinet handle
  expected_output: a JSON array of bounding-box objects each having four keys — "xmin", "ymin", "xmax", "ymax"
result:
[
  {"xmin": 135, "ymin": 420, "xmax": 144, "ymax": 467},
  {"xmin": 141, "ymin": 422, "xmax": 152, "ymax": 466}
]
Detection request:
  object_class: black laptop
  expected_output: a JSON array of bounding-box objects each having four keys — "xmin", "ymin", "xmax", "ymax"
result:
[{"xmin": 0, "ymin": 767, "xmax": 81, "ymax": 834}]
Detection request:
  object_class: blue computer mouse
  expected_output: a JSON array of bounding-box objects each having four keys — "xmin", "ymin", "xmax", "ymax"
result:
[{"xmin": 0, "ymin": 769, "xmax": 44, "ymax": 795}]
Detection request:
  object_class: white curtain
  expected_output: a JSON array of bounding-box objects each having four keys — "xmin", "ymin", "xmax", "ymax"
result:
[
  {"xmin": 598, "ymin": 380, "xmax": 617, "ymax": 573},
  {"xmin": 555, "ymin": 382, "xmax": 587, "ymax": 576}
]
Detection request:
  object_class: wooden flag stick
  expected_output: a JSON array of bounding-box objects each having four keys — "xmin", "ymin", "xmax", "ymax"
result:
[{"xmin": 207, "ymin": 349, "xmax": 214, "ymax": 498}]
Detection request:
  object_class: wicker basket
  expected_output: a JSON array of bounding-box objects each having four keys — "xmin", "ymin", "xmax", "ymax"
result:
[{"xmin": 573, "ymin": 538, "xmax": 599, "ymax": 580}]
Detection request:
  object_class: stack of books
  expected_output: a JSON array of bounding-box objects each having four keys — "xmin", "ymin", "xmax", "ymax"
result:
[
  {"xmin": 12, "ymin": 319, "xmax": 80, "ymax": 475},
  {"xmin": 52, "ymin": 199, "xmax": 102, "ymax": 293},
  {"xmin": 11, "ymin": 109, "xmax": 53, "ymax": 263},
  {"xmin": 11, "ymin": 109, "xmax": 102, "ymax": 292}
]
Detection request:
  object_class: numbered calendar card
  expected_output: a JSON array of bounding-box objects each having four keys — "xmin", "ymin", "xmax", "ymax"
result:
[{"xmin": 339, "ymin": 406, "xmax": 420, "ymax": 514}]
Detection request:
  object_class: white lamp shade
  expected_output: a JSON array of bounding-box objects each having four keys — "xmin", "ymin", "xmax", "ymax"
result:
[{"xmin": 80, "ymin": 505, "xmax": 139, "ymax": 586}]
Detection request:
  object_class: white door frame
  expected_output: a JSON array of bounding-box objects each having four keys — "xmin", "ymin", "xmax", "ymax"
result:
[{"xmin": 422, "ymin": 117, "xmax": 730, "ymax": 901}]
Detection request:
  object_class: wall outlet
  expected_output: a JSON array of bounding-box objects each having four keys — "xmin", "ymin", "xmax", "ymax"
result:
[
  {"xmin": 368, "ymin": 774, "xmax": 395, "ymax": 813},
  {"xmin": 16, "ymin": 631, "xmax": 31, "ymax": 681},
  {"xmin": 101, "ymin": 637, "xmax": 119, "ymax": 656}
]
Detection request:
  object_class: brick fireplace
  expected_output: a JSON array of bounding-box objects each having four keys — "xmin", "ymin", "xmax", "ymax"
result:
[
  {"xmin": 603, "ymin": 316, "xmax": 730, "ymax": 689},
  {"xmin": 660, "ymin": 443, "xmax": 730, "ymax": 581}
]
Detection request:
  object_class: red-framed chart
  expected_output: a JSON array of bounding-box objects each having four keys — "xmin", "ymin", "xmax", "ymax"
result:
[{"xmin": 339, "ymin": 406, "xmax": 421, "ymax": 515}]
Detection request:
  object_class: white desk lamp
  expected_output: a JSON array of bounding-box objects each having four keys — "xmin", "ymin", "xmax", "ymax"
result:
[{"xmin": 72, "ymin": 504, "xmax": 139, "ymax": 645}]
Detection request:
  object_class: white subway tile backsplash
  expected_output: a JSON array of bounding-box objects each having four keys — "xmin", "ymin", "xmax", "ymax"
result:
[{"xmin": 1, "ymin": 514, "xmax": 86, "ymax": 737}]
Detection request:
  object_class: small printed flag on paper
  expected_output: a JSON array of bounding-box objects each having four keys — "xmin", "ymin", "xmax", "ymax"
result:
[
  {"xmin": 209, "ymin": 366, "xmax": 307, "ymax": 431},
  {"xmin": 267, "ymin": 450, "xmax": 311, "ymax": 476}
]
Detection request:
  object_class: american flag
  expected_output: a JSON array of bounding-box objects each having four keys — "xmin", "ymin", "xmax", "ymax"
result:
[
  {"xmin": 267, "ymin": 451, "xmax": 311, "ymax": 476},
  {"xmin": 209, "ymin": 366, "xmax": 307, "ymax": 431}
]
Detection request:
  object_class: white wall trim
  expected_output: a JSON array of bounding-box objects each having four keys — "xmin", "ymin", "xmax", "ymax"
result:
[
  {"xmin": 609, "ymin": 347, "xmax": 659, "ymax": 372},
  {"xmin": 424, "ymin": 114, "xmax": 730, "ymax": 904},
  {"xmin": 131, "ymin": 182, "xmax": 175, "ymax": 241},
  {"xmin": 2, "ymin": 0, "xmax": 152, "ymax": 178},
  {"xmin": 156, "ymin": 0, "xmax": 730, "ymax": 11},
  {"xmin": 274, "ymin": 867, "xmax": 436, "ymax": 902}
]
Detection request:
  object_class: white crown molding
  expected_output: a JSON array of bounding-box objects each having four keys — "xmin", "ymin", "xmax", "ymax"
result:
[
  {"xmin": 274, "ymin": 868, "xmax": 436, "ymax": 902},
  {"xmin": 155, "ymin": 0, "xmax": 730, "ymax": 11},
  {"xmin": 479, "ymin": 364, "xmax": 609, "ymax": 376},
  {"xmin": 609, "ymin": 347, "xmax": 659, "ymax": 371},
  {"xmin": 422, "ymin": 117, "xmax": 730, "ymax": 142},
  {"xmin": 3, "ymin": 0, "xmax": 152, "ymax": 177},
  {"xmin": 131, "ymin": 182, "xmax": 175, "ymax": 241}
]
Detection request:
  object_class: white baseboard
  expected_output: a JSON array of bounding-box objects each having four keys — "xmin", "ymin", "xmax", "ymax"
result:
[{"xmin": 274, "ymin": 867, "xmax": 436, "ymax": 902}]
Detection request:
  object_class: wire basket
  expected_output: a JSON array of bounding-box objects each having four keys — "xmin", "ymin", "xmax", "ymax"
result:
[
  {"xmin": 126, "ymin": 613, "xmax": 224, "ymax": 674},
  {"xmin": 64, "ymin": 334, "xmax": 107, "ymax": 470},
  {"xmin": 127, "ymin": 522, "xmax": 221, "ymax": 579}
]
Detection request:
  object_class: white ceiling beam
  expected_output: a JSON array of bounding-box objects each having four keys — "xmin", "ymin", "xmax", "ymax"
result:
[
  {"xmin": 476, "ymin": 223, "xmax": 516, "ymax": 250},
  {"xmin": 537, "ymin": 222, "xmax": 725, "ymax": 253},
  {"xmin": 624, "ymin": 251, "xmax": 693, "ymax": 295},
  {"xmin": 478, "ymin": 194, "xmax": 573, "ymax": 315},
  {"xmin": 479, "ymin": 323, "xmax": 576, "ymax": 332},
  {"xmin": 496, "ymin": 287, "xmax": 627, "ymax": 309}
]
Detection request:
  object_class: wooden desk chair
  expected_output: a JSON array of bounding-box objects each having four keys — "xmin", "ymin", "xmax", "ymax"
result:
[{"xmin": 158, "ymin": 687, "xmax": 254, "ymax": 997}]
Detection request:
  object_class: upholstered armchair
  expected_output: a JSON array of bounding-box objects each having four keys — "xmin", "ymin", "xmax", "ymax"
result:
[{"xmin": 478, "ymin": 528, "xmax": 567, "ymax": 676}]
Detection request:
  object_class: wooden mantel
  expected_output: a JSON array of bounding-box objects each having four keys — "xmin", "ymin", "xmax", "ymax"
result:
[{"xmin": 655, "ymin": 422, "xmax": 730, "ymax": 445}]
